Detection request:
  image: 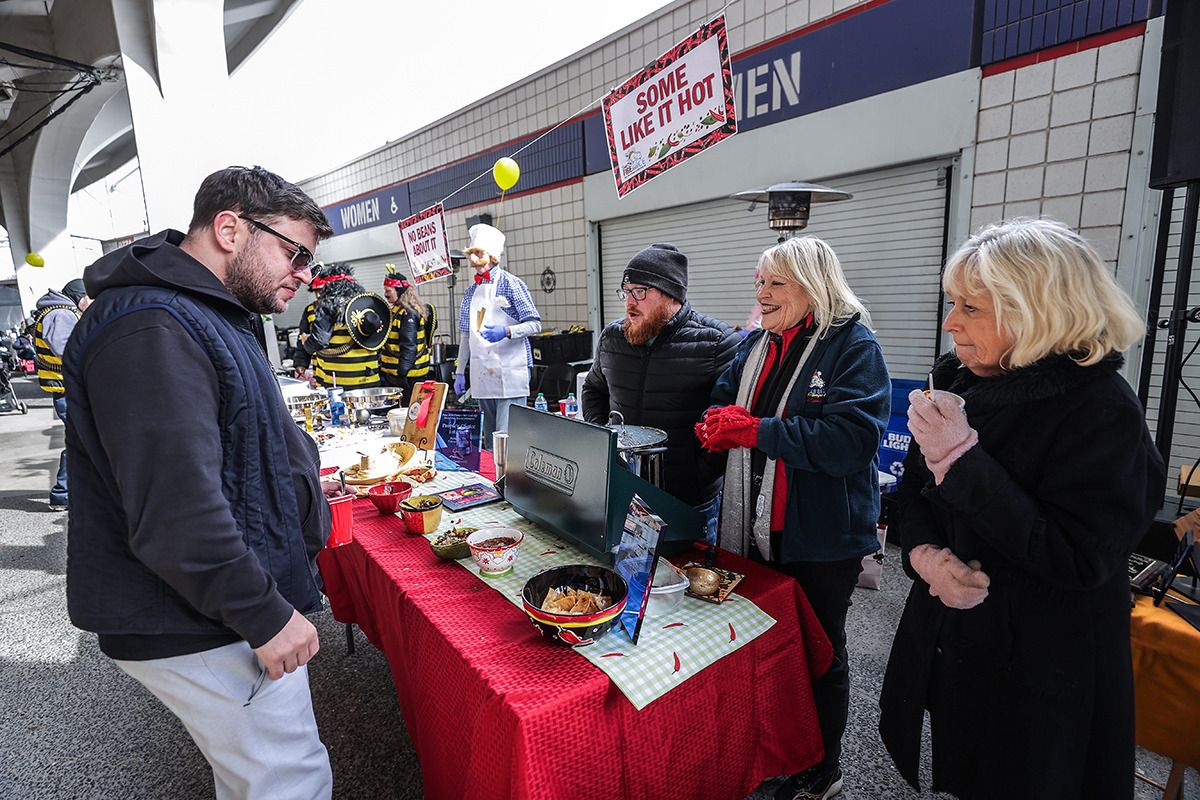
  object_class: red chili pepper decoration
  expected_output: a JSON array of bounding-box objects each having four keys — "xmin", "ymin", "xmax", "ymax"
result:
[
  {"xmin": 729, "ymin": 622, "xmax": 736, "ymax": 641},
  {"xmin": 662, "ymin": 622, "xmax": 686, "ymax": 629},
  {"xmin": 539, "ymin": 550, "xmax": 556, "ymax": 556},
  {"xmin": 601, "ymin": 652, "xmax": 625, "ymax": 658},
  {"xmin": 672, "ymin": 651, "xmax": 681, "ymax": 673}
]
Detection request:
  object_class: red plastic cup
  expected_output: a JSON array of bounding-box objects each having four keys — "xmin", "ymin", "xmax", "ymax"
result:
[
  {"xmin": 558, "ymin": 400, "xmax": 568, "ymax": 415},
  {"xmin": 328, "ymin": 494, "xmax": 355, "ymax": 547}
]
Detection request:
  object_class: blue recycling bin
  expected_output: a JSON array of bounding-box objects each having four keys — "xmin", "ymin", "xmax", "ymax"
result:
[{"xmin": 879, "ymin": 378, "xmax": 923, "ymax": 481}]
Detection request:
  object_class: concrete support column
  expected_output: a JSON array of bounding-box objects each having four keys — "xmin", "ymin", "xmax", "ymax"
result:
[{"xmin": 111, "ymin": 0, "xmax": 235, "ymax": 232}]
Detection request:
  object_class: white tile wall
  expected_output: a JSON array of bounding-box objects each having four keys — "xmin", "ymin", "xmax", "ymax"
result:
[
  {"xmin": 1011, "ymin": 95, "xmax": 1051, "ymax": 134},
  {"xmin": 971, "ymin": 34, "xmax": 1145, "ymax": 267},
  {"xmin": 1008, "ymin": 131, "xmax": 1047, "ymax": 168},
  {"xmin": 978, "ymin": 105, "xmax": 1012, "ymax": 140}
]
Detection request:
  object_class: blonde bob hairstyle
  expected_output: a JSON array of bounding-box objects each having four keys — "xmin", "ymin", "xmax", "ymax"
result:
[
  {"xmin": 757, "ymin": 235, "xmax": 871, "ymax": 338},
  {"xmin": 943, "ymin": 217, "xmax": 1144, "ymax": 369}
]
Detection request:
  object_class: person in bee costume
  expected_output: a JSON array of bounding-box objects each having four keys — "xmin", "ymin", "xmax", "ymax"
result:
[
  {"xmin": 301, "ymin": 263, "xmax": 390, "ymax": 388},
  {"xmin": 380, "ymin": 265, "xmax": 437, "ymax": 395},
  {"xmin": 292, "ymin": 263, "xmax": 335, "ymax": 379}
]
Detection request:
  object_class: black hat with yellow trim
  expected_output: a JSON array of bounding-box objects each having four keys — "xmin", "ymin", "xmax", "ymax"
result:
[{"xmin": 343, "ymin": 293, "xmax": 391, "ymax": 351}]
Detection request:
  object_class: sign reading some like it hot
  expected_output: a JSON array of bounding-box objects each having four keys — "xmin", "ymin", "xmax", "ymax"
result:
[
  {"xmin": 603, "ymin": 15, "xmax": 737, "ymax": 198},
  {"xmin": 398, "ymin": 203, "xmax": 452, "ymax": 285}
]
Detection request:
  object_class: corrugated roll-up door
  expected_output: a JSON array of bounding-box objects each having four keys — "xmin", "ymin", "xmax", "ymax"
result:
[
  {"xmin": 598, "ymin": 158, "xmax": 953, "ymax": 381},
  {"xmin": 1142, "ymin": 195, "xmax": 1200, "ymax": 498}
]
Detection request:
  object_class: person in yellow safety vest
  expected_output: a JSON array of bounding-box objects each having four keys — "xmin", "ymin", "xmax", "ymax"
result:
[
  {"xmin": 33, "ymin": 278, "xmax": 90, "ymax": 510},
  {"xmin": 291, "ymin": 263, "xmax": 332, "ymax": 379},
  {"xmin": 380, "ymin": 266, "xmax": 437, "ymax": 396},
  {"xmin": 301, "ymin": 263, "xmax": 389, "ymax": 388}
]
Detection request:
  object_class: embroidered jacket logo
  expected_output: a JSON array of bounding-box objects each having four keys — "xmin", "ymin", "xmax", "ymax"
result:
[{"xmin": 806, "ymin": 370, "xmax": 827, "ymax": 403}]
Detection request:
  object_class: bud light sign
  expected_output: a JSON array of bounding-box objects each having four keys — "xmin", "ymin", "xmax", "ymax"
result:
[{"xmin": 879, "ymin": 425, "xmax": 911, "ymax": 480}]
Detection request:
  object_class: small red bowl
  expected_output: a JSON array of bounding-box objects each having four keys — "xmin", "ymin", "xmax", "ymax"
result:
[{"xmin": 366, "ymin": 480, "xmax": 413, "ymax": 514}]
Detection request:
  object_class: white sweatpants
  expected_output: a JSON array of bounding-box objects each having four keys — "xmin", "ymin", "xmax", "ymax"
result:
[{"xmin": 115, "ymin": 640, "xmax": 332, "ymax": 800}]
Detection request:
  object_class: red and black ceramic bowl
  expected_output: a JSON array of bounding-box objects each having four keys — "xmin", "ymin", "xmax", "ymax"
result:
[{"xmin": 520, "ymin": 565, "xmax": 628, "ymax": 647}]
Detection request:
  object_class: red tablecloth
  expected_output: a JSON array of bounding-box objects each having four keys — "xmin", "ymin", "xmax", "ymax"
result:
[{"xmin": 317, "ymin": 498, "xmax": 832, "ymax": 800}]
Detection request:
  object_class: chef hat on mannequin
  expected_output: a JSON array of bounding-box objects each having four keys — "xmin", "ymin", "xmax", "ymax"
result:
[{"xmin": 467, "ymin": 224, "xmax": 505, "ymax": 262}]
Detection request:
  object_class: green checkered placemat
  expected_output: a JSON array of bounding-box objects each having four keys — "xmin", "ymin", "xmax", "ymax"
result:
[{"xmin": 422, "ymin": 471, "xmax": 777, "ymax": 711}]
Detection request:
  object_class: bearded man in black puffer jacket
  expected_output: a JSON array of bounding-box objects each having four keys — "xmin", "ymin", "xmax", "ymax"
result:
[{"xmin": 581, "ymin": 243, "xmax": 740, "ymax": 541}]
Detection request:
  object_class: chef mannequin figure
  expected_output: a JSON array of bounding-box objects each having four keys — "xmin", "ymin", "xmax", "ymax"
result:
[{"xmin": 453, "ymin": 223, "xmax": 542, "ymax": 450}]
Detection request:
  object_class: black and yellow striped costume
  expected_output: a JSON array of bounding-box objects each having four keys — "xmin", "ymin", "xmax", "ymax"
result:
[
  {"xmin": 34, "ymin": 303, "xmax": 81, "ymax": 394},
  {"xmin": 380, "ymin": 304, "xmax": 414, "ymax": 388},
  {"xmin": 380, "ymin": 303, "xmax": 436, "ymax": 390},
  {"xmin": 407, "ymin": 304, "xmax": 436, "ymax": 382},
  {"xmin": 293, "ymin": 301, "xmax": 317, "ymax": 371},
  {"xmin": 313, "ymin": 328, "xmax": 382, "ymax": 388}
]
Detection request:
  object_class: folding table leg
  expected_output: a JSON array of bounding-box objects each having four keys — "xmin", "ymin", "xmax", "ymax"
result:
[{"xmin": 1162, "ymin": 760, "xmax": 1185, "ymax": 800}]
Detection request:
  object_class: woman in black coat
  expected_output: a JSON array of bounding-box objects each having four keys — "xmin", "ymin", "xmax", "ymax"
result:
[{"xmin": 878, "ymin": 217, "xmax": 1165, "ymax": 800}]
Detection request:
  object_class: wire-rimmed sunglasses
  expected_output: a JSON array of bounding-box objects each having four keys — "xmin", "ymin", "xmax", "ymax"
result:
[
  {"xmin": 615, "ymin": 285, "xmax": 650, "ymax": 302},
  {"xmin": 239, "ymin": 216, "xmax": 317, "ymax": 272}
]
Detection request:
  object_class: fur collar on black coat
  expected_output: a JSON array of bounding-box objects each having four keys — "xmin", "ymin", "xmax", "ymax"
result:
[{"xmin": 931, "ymin": 350, "xmax": 1124, "ymax": 407}]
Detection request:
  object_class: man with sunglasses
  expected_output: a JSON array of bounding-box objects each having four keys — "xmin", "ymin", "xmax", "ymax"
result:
[
  {"xmin": 581, "ymin": 243, "xmax": 740, "ymax": 541},
  {"xmin": 63, "ymin": 166, "xmax": 339, "ymax": 798}
]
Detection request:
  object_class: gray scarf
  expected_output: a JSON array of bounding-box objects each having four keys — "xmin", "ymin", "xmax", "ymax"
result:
[{"xmin": 717, "ymin": 331, "xmax": 819, "ymax": 559}]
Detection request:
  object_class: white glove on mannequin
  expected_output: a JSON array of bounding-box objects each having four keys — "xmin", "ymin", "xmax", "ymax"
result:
[{"xmin": 908, "ymin": 543, "xmax": 990, "ymax": 609}]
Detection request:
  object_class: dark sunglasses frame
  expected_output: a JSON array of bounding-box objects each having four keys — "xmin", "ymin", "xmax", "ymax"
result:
[{"xmin": 239, "ymin": 216, "xmax": 316, "ymax": 271}]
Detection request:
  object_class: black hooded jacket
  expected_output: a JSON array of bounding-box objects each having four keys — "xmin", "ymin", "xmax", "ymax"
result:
[
  {"xmin": 581, "ymin": 302, "xmax": 740, "ymax": 506},
  {"xmin": 64, "ymin": 230, "xmax": 327, "ymax": 659}
]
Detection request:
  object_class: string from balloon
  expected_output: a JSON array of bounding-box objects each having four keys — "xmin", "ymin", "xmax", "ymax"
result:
[{"xmin": 438, "ymin": 0, "xmax": 740, "ymax": 208}]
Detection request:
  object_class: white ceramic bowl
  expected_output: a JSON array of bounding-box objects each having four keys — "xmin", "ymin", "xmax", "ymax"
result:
[{"xmin": 466, "ymin": 527, "xmax": 524, "ymax": 577}]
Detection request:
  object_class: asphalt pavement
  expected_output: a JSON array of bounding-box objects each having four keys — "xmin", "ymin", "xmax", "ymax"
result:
[{"xmin": 0, "ymin": 372, "xmax": 1192, "ymax": 799}]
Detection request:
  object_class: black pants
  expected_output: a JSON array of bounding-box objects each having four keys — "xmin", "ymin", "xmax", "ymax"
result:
[{"xmin": 774, "ymin": 557, "xmax": 863, "ymax": 774}]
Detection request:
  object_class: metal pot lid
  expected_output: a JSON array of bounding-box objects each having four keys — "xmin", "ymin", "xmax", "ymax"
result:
[
  {"xmin": 605, "ymin": 411, "xmax": 667, "ymax": 451},
  {"xmin": 610, "ymin": 424, "xmax": 667, "ymax": 451}
]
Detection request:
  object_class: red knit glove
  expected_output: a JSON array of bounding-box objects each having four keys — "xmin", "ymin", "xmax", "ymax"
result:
[{"xmin": 697, "ymin": 405, "xmax": 761, "ymax": 451}]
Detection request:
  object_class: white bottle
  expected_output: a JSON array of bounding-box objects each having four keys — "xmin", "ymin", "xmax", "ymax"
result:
[
  {"xmin": 564, "ymin": 392, "xmax": 579, "ymax": 419},
  {"xmin": 533, "ymin": 393, "xmax": 548, "ymax": 412}
]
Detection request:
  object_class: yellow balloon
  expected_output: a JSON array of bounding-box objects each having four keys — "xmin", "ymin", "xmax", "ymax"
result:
[
  {"xmin": 493, "ymin": 157, "xmax": 520, "ymax": 191},
  {"xmin": 25, "ymin": 252, "xmax": 44, "ymax": 267}
]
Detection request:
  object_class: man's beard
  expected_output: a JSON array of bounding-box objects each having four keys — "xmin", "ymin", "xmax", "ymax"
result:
[
  {"xmin": 621, "ymin": 302, "xmax": 673, "ymax": 345},
  {"xmin": 225, "ymin": 246, "xmax": 288, "ymax": 315}
]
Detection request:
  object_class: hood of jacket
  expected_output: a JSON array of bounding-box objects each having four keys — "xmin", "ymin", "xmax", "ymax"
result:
[
  {"xmin": 933, "ymin": 350, "xmax": 1125, "ymax": 407},
  {"xmin": 84, "ymin": 229, "xmax": 249, "ymax": 317},
  {"xmin": 36, "ymin": 288, "xmax": 75, "ymax": 311}
]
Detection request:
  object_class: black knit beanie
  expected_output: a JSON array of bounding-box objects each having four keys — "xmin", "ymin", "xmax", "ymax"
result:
[
  {"xmin": 61, "ymin": 279, "xmax": 87, "ymax": 304},
  {"xmin": 621, "ymin": 243, "xmax": 688, "ymax": 304}
]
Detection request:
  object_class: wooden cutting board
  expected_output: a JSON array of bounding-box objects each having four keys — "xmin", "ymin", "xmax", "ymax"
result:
[{"xmin": 401, "ymin": 381, "xmax": 447, "ymax": 449}]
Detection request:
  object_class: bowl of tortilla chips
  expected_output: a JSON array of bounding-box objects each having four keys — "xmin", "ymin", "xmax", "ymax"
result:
[{"xmin": 520, "ymin": 565, "xmax": 628, "ymax": 647}]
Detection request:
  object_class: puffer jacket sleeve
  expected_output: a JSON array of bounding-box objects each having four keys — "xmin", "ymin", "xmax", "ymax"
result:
[{"xmin": 581, "ymin": 325, "xmax": 616, "ymax": 424}]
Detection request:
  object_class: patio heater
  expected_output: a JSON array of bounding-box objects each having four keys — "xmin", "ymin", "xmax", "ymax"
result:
[{"xmin": 731, "ymin": 181, "xmax": 852, "ymax": 242}]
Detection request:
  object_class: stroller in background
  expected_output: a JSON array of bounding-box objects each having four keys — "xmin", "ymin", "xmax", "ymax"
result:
[{"xmin": 0, "ymin": 334, "xmax": 29, "ymax": 415}]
